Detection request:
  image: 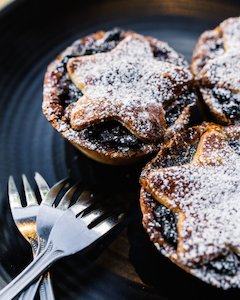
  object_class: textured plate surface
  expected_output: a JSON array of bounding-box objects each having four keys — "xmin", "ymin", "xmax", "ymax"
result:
[{"xmin": 0, "ymin": 0, "xmax": 240, "ymax": 299}]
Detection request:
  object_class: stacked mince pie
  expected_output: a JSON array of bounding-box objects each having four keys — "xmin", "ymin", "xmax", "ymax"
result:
[{"xmin": 43, "ymin": 17, "xmax": 240, "ymax": 289}]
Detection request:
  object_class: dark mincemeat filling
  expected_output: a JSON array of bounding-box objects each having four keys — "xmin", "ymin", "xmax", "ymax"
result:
[
  {"xmin": 153, "ymin": 198, "xmax": 178, "ymax": 246},
  {"xmin": 153, "ymin": 47, "xmax": 171, "ymax": 61},
  {"xmin": 82, "ymin": 121, "xmax": 146, "ymax": 151},
  {"xmin": 157, "ymin": 142, "xmax": 198, "ymax": 169},
  {"xmin": 208, "ymin": 253, "xmax": 240, "ymax": 276},
  {"xmin": 197, "ymin": 35, "xmax": 224, "ymax": 72},
  {"xmin": 212, "ymin": 88, "xmax": 240, "ymax": 121},
  {"xmin": 228, "ymin": 139, "xmax": 240, "ymax": 155},
  {"xmin": 164, "ymin": 91, "xmax": 196, "ymax": 128},
  {"xmin": 58, "ymin": 79, "xmax": 83, "ymax": 107},
  {"xmin": 206, "ymin": 36, "xmax": 224, "ymax": 59},
  {"xmin": 72, "ymin": 28, "xmax": 124, "ymax": 57}
]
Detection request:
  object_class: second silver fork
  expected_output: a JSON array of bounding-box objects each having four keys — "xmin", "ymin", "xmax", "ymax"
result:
[
  {"xmin": 8, "ymin": 173, "xmax": 73, "ymax": 300},
  {"xmin": 8, "ymin": 174, "xmax": 53, "ymax": 300}
]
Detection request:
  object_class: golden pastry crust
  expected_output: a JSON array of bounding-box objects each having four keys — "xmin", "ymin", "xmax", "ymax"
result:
[
  {"xmin": 140, "ymin": 122, "xmax": 240, "ymax": 289},
  {"xmin": 192, "ymin": 17, "xmax": 240, "ymax": 125},
  {"xmin": 43, "ymin": 29, "xmax": 199, "ymax": 165}
]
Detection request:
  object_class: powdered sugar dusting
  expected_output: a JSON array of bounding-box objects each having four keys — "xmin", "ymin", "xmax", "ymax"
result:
[
  {"xmin": 201, "ymin": 53, "xmax": 240, "ymax": 92},
  {"xmin": 191, "ymin": 262, "xmax": 240, "ymax": 289},
  {"xmin": 67, "ymin": 34, "xmax": 192, "ymax": 142},
  {"xmin": 220, "ymin": 17, "xmax": 240, "ymax": 50}
]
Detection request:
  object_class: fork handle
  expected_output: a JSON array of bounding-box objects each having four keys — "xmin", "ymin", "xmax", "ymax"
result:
[
  {"xmin": 18, "ymin": 272, "xmax": 55, "ymax": 300},
  {"xmin": 0, "ymin": 243, "xmax": 64, "ymax": 300},
  {"xmin": 18, "ymin": 280, "xmax": 40, "ymax": 300},
  {"xmin": 39, "ymin": 272, "xmax": 55, "ymax": 300}
]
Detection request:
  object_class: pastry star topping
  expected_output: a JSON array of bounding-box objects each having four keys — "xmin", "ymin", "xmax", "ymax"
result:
[
  {"xmin": 143, "ymin": 129, "xmax": 240, "ymax": 265},
  {"xmin": 67, "ymin": 34, "xmax": 192, "ymax": 142}
]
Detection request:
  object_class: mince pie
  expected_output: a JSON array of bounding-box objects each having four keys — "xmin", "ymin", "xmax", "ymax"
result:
[
  {"xmin": 140, "ymin": 122, "xmax": 240, "ymax": 289},
  {"xmin": 43, "ymin": 29, "xmax": 199, "ymax": 165},
  {"xmin": 192, "ymin": 17, "xmax": 240, "ymax": 125}
]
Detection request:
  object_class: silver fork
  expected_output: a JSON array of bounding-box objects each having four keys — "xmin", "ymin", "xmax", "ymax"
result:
[
  {"xmin": 34, "ymin": 173, "xmax": 81, "ymax": 256},
  {"xmin": 0, "ymin": 183, "xmax": 125, "ymax": 300},
  {"xmin": 24, "ymin": 174, "xmax": 80, "ymax": 300},
  {"xmin": 7, "ymin": 174, "xmax": 71, "ymax": 300}
]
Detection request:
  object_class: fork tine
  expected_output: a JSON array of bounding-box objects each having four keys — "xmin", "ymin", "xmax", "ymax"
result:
[
  {"xmin": 8, "ymin": 176, "xmax": 22, "ymax": 208},
  {"xmin": 80, "ymin": 206, "xmax": 105, "ymax": 225},
  {"xmin": 34, "ymin": 172, "xmax": 50, "ymax": 201},
  {"xmin": 79, "ymin": 190, "xmax": 94, "ymax": 202},
  {"xmin": 22, "ymin": 175, "xmax": 38, "ymax": 206},
  {"xmin": 79, "ymin": 199, "xmax": 125, "ymax": 227},
  {"xmin": 57, "ymin": 183, "xmax": 81, "ymax": 209},
  {"xmin": 43, "ymin": 178, "xmax": 69, "ymax": 206},
  {"xmin": 91, "ymin": 212, "xmax": 125, "ymax": 236},
  {"xmin": 69, "ymin": 190, "xmax": 95, "ymax": 216}
]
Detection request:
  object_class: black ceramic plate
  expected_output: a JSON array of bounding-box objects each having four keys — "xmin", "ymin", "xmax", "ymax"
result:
[{"xmin": 0, "ymin": 0, "xmax": 240, "ymax": 299}]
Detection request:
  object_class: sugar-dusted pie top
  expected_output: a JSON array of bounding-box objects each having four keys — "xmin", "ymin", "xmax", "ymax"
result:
[
  {"xmin": 148, "ymin": 152, "xmax": 240, "ymax": 264},
  {"xmin": 67, "ymin": 33, "xmax": 193, "ymax": 143},
  {"xmin": 141, "ymin": 123, "xmax": 240, "ymax": 289},
  {"xmin": 191, "ymin": 17, "xmax": 240, "ymax": 125},
  {"xmin": 192, "ymin": 17, "xmax": 240, "ymax": 75},
  {"xmin": 142, "ymin": 124, "xmax": 240, "ymax": 265}
]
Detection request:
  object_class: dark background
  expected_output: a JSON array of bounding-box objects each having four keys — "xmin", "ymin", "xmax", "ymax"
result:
[{"xmin": 0, "ymin": 0, "xmax": 240, "ymax": 299}]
